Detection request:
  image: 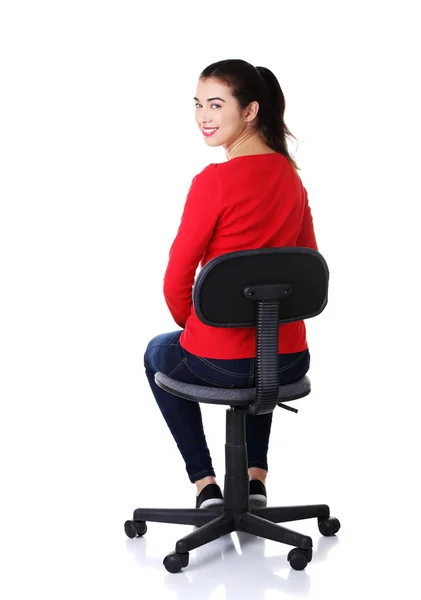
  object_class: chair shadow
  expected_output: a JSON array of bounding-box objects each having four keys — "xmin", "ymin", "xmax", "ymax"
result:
[{"xmin": 125, "ymin": 521, "xmax": 339, "ymax": 598}]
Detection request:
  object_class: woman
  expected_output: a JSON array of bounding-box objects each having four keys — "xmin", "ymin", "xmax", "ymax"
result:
[{"xmin": 144, "ymin": 59, "xmax": 318, "ymax": 510}]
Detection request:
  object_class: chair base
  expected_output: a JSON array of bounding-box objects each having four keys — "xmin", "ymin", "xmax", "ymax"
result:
[
  {"xmin": 127, "ymin": 502, "xmax": 338, "ymax": 572},
  {"xmin": 132, "ymin": 502, "xmax": 329, "ymax": 551},
  {"xmin": 125, "ymin": 409, "xmax": 340, "ymax": 572}
]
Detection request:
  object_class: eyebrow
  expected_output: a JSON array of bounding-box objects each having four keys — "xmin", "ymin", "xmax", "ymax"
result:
[{"xmin": 193, "ymin": 97, "xmax": 226, "ymax": 103}]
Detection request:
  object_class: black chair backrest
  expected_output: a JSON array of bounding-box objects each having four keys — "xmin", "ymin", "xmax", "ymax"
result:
[{"xmin": 193, "ymin": 247, "xmax": 329, "ymax": 415}]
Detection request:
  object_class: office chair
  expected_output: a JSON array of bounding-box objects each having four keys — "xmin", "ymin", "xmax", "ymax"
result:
[{"xmin": 125, "ymin": 247, "xmax": 340, "ymax": 573}]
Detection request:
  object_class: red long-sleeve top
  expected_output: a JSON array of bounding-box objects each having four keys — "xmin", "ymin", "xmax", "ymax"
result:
[{"xmin": 163, "ymin": 152, "xmax": 318, "ymax": 359}]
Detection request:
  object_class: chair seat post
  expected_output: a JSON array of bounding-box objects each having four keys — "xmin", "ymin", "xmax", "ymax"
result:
[{"xmin": 223, "ymin": 408, "xmax": 249, "ymax": 512}]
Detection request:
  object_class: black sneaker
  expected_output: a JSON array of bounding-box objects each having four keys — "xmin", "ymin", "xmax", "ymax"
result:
[
  {"xmin": 196, "ymin": 483, "xmax": 224, "ymax": 509},
  {"xmin": 249, "ymin": 479, "xmax": 267, "ymax": 508}
]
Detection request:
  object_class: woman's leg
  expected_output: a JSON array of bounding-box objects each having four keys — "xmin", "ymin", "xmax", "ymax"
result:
[
  {"xmin": 144, "ymin": 331, "xmax": 217, "ymax": 487},
  {"xmin": 144, "ymin": 333, "xmax": 310, "ymax": 491},
  {"xmin": 246, "ymin": 412, "xmax": 272, "ymax": 480}
]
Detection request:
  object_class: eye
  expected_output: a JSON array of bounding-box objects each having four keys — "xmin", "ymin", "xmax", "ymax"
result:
[{"xmin": 194, "ymin": 103, "xmax": 221, "ymax": 109}]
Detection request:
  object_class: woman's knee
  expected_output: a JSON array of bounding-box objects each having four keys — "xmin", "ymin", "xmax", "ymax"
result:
[{"xmin": 144, "ymin": 336, "xmax": 159, "ymax": 371}]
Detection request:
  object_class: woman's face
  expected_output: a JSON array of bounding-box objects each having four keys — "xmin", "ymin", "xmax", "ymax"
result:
[{"xmin": 194, "ymin": 78, "xmax": 258, "ymax": 149}]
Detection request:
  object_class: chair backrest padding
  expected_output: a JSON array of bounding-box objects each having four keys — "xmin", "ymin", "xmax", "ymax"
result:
[
  {"xmin": 192, "ymin": 247, "xmax": 329, "ymax": 415},
  {"xmin": 194, "ymin": 248, "xmax": 329, "ymax": 328}
]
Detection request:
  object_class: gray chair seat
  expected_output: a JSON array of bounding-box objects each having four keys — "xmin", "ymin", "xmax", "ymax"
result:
[{"xmin": 154, "ymin": 372, "xmax": 311, "ymax": 410}]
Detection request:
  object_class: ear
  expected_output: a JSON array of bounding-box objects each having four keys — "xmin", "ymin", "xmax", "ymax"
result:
[{"xmin": 245, "ymin": 100, "xmax": 260, "ymax": 122}]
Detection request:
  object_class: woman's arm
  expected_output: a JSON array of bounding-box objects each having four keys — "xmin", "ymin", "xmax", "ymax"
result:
[{"xmin": 163, "ymin": 164, "xmax": 222, "ymax": 328}]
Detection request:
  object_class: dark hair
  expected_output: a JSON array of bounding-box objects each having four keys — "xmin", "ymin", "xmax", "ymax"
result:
[{"xmin": 199, "ymin": 59, "xmax": 300, "ymax": 171}]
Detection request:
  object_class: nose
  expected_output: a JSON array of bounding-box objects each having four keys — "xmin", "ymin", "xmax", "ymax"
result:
[{"xmin": 197, "ymin": 109, "xmax": 213, "ymax": 126}]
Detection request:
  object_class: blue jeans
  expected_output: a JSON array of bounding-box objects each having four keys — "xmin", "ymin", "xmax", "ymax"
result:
[{"xmin": 144, "ymin": 330, "xmax": 310, "ymax": 483}]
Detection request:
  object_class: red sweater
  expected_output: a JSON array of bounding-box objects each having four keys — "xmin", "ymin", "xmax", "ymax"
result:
[{"xmin": 163, "ymin": 153, "xmax": 318, "ymax": 359}]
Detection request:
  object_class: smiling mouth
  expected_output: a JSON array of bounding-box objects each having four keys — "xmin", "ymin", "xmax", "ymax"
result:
[{"xmin": 202, "ymin": 127, "xmax": 219, "ymax": 136}]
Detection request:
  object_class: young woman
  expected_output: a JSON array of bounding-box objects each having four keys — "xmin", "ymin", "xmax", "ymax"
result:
[{"xmin": 144, "ymin": 59, "xmax": 317, "ymax": 509}]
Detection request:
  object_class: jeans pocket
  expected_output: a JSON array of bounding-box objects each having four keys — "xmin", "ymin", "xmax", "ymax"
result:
[
  {"xmin": 281, "ymin": 354, "xmax": 310, "ymax": 384},
  {"xmin": 183, "ymin": 352, "xmax": 252, "ymax": 388}
]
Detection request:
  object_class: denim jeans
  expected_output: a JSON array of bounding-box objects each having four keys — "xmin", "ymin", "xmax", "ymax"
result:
[{"xmin": 144, "ymin": 330, "xmax": 310, "ymax": 483}]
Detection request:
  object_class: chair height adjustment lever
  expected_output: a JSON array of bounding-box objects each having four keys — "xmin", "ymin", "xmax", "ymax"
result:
[{"xmin": 278, "ymin": 402, "xmax": 298, "ymax": 413}]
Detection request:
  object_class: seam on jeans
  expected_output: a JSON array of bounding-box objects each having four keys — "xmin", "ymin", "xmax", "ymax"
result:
[
  {"xmin": 284, "ymin": 363, "xmax": 310, "ymax": 383},
  {"xmin": 191, "ymin": 469, "xmax": 215, "ymax": 481},
  {"xmin": 168, "ymin": 358, "xmax": 186, "ymax": 377},
  {"xmin": 278, "ymin": 350, "xmax": 307, "ymax": 373},
  {"xmin": 193, "ymin": 355, "xmax": 252, "ymax": 377},
  {"xmin": 248, "ymin": 352, "xmax": 308, "ymax": 386},
  {"xmin": 145, "ymin": 342, "xmax": 180, "ymax": 356},
  {"xmin": 247, "ymin": 462, "xmax": 268, "ymax": 472},
  {"xmin": 183, "ymin": 350, "xmax": 307, "ymax": 378},
  {"xmin": 248, "ymin": 357, "xmax": 255, "ymax": 386},
  {"xmin": 184, "ymin": 359, "xmax": 234, "ymax": 388}
]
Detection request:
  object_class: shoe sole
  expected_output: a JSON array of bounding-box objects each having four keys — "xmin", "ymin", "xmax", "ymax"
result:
[
  {"xmin": 198, "ymin": 498, "xmax": 224, "ymax": 509},
  {"xmin": 249, "ymin": 494, "xmax": 267, "ymax": 508}
]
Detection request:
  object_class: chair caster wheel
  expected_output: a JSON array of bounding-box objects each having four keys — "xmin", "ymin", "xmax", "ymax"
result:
[
  {"xmin": 124, "ymin": 520, "xmax": 147, "ymax": 538},
  {"xmin": 318, "ymin": 516, "xmax": 340, "ymax": 536},
  {"xmin": 163, "ymin": 551, "xmax": 189, "ymax": 573},
  {"xmin": 287, "ymin": 547, "xmax": 312, "ymax": 571}
]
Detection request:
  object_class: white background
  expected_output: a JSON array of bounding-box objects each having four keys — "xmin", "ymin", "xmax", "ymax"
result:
[{"xmin": 1, "ymin": 1, "xmax": 420, "ymax": 598}]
